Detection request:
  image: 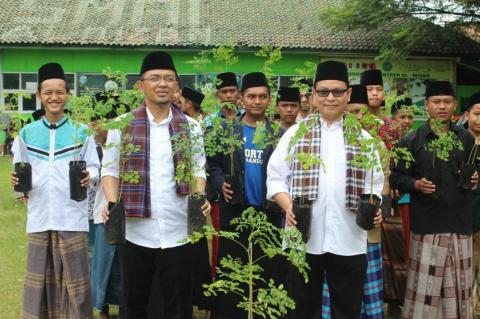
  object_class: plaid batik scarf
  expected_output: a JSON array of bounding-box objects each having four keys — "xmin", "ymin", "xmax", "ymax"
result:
[
  {"xmin": 122, "ymin": 103, "xmax": 189, "ymax": 218},
  {"xmin": 290, "ymin": 114, "xmax": 366, "ymax": 211}
]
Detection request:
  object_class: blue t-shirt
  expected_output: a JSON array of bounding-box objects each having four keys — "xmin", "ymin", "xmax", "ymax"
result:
[{"xmin": 243, "ymin": 124, "xmax": 264, "ymax": 207}]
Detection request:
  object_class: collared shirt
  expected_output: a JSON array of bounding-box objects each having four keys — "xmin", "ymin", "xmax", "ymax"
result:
[
  {"xmin": 390, "ymin": 122, "xmax": 475, "ymax": 235},
  {"xmin": 102, "ymin": 107, "xmax": 206, "ymax": 249},
  {"xmin": 12, "ymin": 115, "xmax": 100, "ymax": 233},
  {"xmin": 203, "ymin": 107, "xmax": 244, "ymax": 127},
  {"xmin": 267, "ymin": 117, "xmax": 384, "ymax": 256}
]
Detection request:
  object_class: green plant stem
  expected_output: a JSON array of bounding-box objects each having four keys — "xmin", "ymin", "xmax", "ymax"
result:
[
  {"xmin": 118, "ymin": 152, "xmax": 127, "ymax": 202},
  {"xmin": 370, "ymin": 167, "xmax": 374, "ymax": 204},
  {"xmin": 230, "ymin": 152, "xmax": 235, "ymax": 176},
  {"xmin": 248, "ymin": 239, "xmax": 253, "ymax": 319},
  {"xmin": 252, "ymin": 254, "xmax": 268, "ymax": 265}
]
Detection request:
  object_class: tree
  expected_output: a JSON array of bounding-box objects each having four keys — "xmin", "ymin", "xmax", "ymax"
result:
[{"xmin": 319, "ymin": 0, "xmax": 480, "ymax": 60}]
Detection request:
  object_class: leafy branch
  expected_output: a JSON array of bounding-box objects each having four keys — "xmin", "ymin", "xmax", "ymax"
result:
[{"xmin": 187, "ymin": 208, "xmax": 309, "ymax": 319}]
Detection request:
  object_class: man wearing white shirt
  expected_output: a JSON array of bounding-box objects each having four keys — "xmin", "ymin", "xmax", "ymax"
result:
[
  {"xmin": 11, "ymin": 63, "xmax": 99, "ymax": 319},
  {"xmin": 266, "ymin": 61, "xmax": 384, "ymax": 319},
  {"xmin": 102, "ymin": 52, "xmax": 210, "ymax": 319}
]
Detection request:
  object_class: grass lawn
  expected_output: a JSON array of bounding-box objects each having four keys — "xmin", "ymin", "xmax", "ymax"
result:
[
  {"xmin": 0, "ymin": 156, "xmax": 209, "ymax": 319},
  {"xmin": 0, "ymin": 156, "xmax": 27, "ymax": 318}
]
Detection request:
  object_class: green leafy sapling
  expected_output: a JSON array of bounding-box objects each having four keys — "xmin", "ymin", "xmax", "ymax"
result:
[
  {"xmin": 344, "ymin": 112, "xmax": 385, "ymax": 204},
  {"xmin": 100, "ymin": 110, "xmax": 138, "ymax": 203},
  {"xmin": 255, "ymin": 46, "xmax": 283, "ymax": 122},
  {"xmin": 286, "ymin": 114, "xmax": 325, "ymax": 171},
  {"xmin": 425, "ymin": 118, "xmax": 464, "ymax": 168},
  {"xmin": 187, "ymin": 207, "xmax": 309, "ymax": 319},
  {"xmin": 212, "ymin": 44, "xmax": 239, "ymax": 72},
  {"xmin": 203, "ymin": 117, "xmax": 243, "ymax": 176},
  {"xmin": 253, "ymin": 120, "xmax": 282, "ymax": 150},
  {"xmin": 170, "ymin": 121, "xmax": 206, "ymax": 196},
  {"xmin": 67, "ymin": 94, "xmax": 97, "ymax": 161}
]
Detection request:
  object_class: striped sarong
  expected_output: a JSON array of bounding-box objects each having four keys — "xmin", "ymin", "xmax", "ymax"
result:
[
  {"xmin": 322, "ymin": 242, "xmax": 384, "ymax": 319},
  {"xmin": 22, "ymin": 231, "xmax": 93, "ymax": 319},
  {"xmin": 402, "ymin": 233, "xmax": 472, "ymax": 319}
]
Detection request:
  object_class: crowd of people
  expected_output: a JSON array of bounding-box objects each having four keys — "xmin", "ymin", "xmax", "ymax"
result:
[{"xmin": 9, "ymin": 51, "xmax": 480, "ymax": 319}]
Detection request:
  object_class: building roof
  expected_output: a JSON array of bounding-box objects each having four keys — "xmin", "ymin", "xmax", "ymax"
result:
[{"xmin": 0, "ymin": 0, "xmax": 479, "ymax": 56}]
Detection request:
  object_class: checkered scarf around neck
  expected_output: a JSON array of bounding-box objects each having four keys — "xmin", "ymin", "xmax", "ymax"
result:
[
  {"xmin": 290, "ymin": 113, "xmax": 366, "ymax": 211},
  {"xmin": 122, "ymin": 103, "xmax": 189, "ymax": 218}
]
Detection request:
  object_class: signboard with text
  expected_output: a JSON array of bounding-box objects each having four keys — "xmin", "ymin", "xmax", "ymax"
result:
[{"xmin": 321, "ymin": 57, "xmax": 455, "ymax": 107}]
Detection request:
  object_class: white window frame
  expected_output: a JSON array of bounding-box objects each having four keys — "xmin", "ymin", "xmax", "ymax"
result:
[{"xmin": 1, "ymin": 72, "xmax": 76, "ymax": 112}]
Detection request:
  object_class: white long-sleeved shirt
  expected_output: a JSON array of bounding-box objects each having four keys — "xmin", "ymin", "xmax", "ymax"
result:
[
  {"xmin": 267, "ymin": 117, "xmax": 384, "ymax": 256},
  {"xmin": 12, "ymin": 116, "xmax": 100, "ymax": 233},
  {"xmin": 101, "ymin": 107, "xmax": 206, "ymax": 249}
]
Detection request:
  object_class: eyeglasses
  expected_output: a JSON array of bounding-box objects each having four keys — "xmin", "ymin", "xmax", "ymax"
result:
[
  {"xmin": 141, "ymin": 75, "xmax": 177, "ymax": 84},
  {"xmin": 42, "ymin": 90, "xmax": 67, "ymax": 97},
  {"xmin": 315, "ymin": 88, "xmax": 348, "ymax": 98}
]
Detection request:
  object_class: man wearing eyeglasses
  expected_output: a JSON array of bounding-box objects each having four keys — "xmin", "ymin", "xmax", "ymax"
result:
[
  {"xmin": 267, "ymin": 61, "xmax": 384, "ymax": 319},
  {"xmin": 102, "ymin": 51, "xmax": 211, "ymax": 319}
]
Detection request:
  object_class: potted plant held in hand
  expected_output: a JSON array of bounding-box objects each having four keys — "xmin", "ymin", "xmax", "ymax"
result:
[
  {"xmin": 11, "ymin": 115, "xmax": 32, "ymax": 193},
  {"xmin": 344, "ymin": 113, "xmax": 383, "ymax": 231},
  {"xmin": 99, "ymin": 104, "xmax": 138, "ymax": 245},
  {"xmin": 204, "ymin": 117, "xmax": 244, "ymax": 205},
  {"xmin": 106, "ymin": 134, "xmax": 140, "ymax": 245},
  {"xmin": 359, "ymin": 111, "xmax": 415, "ymax": 220},
  {"xmin": 171, "ymin": 122, "xmax": 208, "ymax": 235},
  {"xmin": 286, "ymin": 117, "xmax": 324, "ymax": 242},
  {"xmin": 67, "ymin": 95, "xmax": 96, "ymax": 202},
  {"xmin": 458, "ymin": 144, "xmax": 479, "ymax": 190}
]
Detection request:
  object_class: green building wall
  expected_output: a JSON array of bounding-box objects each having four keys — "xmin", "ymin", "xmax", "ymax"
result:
[{"xmin": 1, "ymin": 48, "xmax": 320, "ymax": 75}]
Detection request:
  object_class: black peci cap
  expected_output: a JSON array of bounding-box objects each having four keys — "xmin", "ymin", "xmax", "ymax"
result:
[
  {"xmin": 360, "ymin": 69, "xmax": 383, "ymax": 86},
  {"xmin": 425, "ymin": 81, "xmax": 455, "ymax": 98},
  {"xmin": 314, "ymin": 61, "xmax": 349, "ymax": 86},
  {"xmin": 391, "ymin": 97, "xmax": 413, "ymax": 114},
  {"xmin": 216, "ymin": 72, "xmax": 238, "ymax": 89},
  {"xmin": 465, "ymin": 91, "xmax": 480, "ymax": 112},
  {"xmin": 241, "ymin": 72, "xmax": 269, "ymax": 92},
  {"xmin": 349, "ymin": 84, "xmax": 369, "ymax": 105},
  {"xmin": 277, "ymin": 87, "xmax": 300, "ymax": 103},
  {"xmin": 38, "ymin": 63, "xmax": 65, "ymax": 84},
  {"xmin": 140, "ymin": 51, "xmax": 177, "ymax": 76},
  {"xmin": 182, "ymin": 86, "xmax": 205, "ymax": 106}
]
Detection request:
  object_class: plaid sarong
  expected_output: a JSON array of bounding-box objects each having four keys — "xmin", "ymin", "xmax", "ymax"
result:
[
  {"xmin": 472, "ymin": 232, "xmax": 480, "ymax": 315},
  {"xmin": 402, "ymin": 233, "xmax": 473, "ymax": 319},
  {"xmin": 290, "ymin": 114, "xmax": 366, "ymax": 210},
  {"xmin": 322, "ymin": 242, "xmax": 384, "ymax": 319},
  {"xmin": 122, "ymin": 103, "xmax": 189, "ymax": 218},
  {"xmin": 22, "ymin": 231, "xmax": 93, "ymax": 319}
]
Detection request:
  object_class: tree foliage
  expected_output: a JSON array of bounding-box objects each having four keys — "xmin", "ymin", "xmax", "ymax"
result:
[{"xmin": 320, "ymin": 0, "xmax": 480, "ymax": 60}]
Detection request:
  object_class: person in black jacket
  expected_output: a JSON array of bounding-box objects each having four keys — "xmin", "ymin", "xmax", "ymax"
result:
[
  {"xmin": 390, "ymin": 81, "xmax": 478, "ymax": 319},
  {"xmin": 208, "ymin": 72, "xmax": 282, "ymax": 319}
]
